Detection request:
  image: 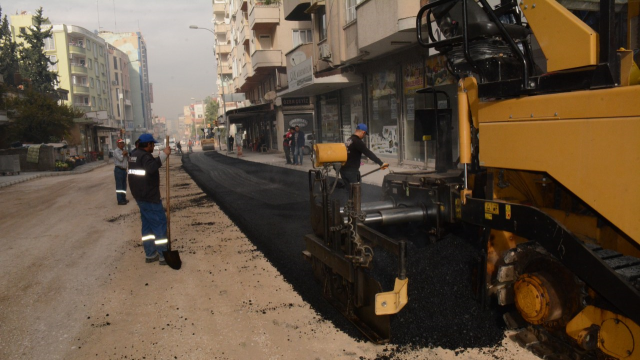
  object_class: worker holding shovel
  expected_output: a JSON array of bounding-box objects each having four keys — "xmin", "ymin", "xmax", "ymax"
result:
[{"xmin": 128, "ymin": 134, "xmax": 176, "ymax": 266}]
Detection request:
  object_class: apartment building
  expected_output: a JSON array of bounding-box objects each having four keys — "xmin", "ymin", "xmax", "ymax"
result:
[
  {"xmin": 214, "ymin": 0, "xmax": 311, "ymax": 151},
  {"xmin": 99, "ymin": 31, "xmax": 154, "ymax": 142},
  {"xmin": 10, "ymin": 13, "xmax": 118, "ymax": 155},
  {"xmin": 107, "ymin": 44, "xmax": 133, "ymax": 141}
]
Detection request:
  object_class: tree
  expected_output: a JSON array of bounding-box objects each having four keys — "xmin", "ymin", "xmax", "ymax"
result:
[
  {"xmin": 5, "ymin": 89, "xmax": 84, "ymax": 144},
  {"xmin": 0, "ymin": 6, "xmax": 19, "ymax": 86},
  {"xmin": 17, "ymin": 7, "xmax": 58, "ymax": 93},
  {"xmin": 204, "ymin": 96, "xmax": 220, "ymax": 129}
]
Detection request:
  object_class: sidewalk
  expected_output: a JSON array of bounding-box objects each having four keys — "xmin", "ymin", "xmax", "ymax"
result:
[
  {"xmin": 0, "ymin": 159, "xmax": 110, "ymax": 188},
  {"xmin": 217, "ymin": 146, "xmax": 408, "ymax": 187}
]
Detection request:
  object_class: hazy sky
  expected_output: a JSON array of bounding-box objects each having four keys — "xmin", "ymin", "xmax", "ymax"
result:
[{"xmin": 3, "ymin": 0, "xmax": 219, "ymax": 120}]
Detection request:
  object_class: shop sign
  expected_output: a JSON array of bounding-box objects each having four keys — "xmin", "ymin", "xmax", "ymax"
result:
[
  {"xmin": 288, "ymin": 58, "xmax": 313, "ymax": 91},
  {"xmin": 282, "ymin": 97, "xmax": 310, "ymax": 106},
  {"xmin": 370, "ymin": 70, "xmax": 397, "ymax": 99}
]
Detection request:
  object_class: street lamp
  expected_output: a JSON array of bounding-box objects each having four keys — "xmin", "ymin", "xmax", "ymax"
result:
[{"xmin": 189, "ymin": 25, "xmax": 228, "ymax": 155}]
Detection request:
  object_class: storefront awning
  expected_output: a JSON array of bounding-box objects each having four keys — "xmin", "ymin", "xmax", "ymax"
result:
[
  {"xmin": 225, "ymin": 102, "xmax": 274, "ymax": 123},
  {"xmin": 277, "ymin": 71, "xmax": 362, "ymax": 98}
]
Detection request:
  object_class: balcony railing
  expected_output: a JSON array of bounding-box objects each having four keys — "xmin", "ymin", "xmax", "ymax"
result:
[
  {"xmin": 70, "ymin": 65, "xmax": 88, "ymax": 74},
  {"xmin": 69, "ymin": 45, "xmax": 85, "ymax": 54},
  {"xmin": 251, "ymin": 49, "xmax": 282, "ymax": 71},
  {"xmin": 217, "ymin": 43, "xmax": 232, "ymax": 54},
  {"xmin": 72, "ymin": 84, "xmax": 90, "ymax": 94},
  {"xmin": 73, "ymin": 104, "xmax": 92, "ymax": 112},
  {"xmin": 249, "ymin": 3, "xmax": 280, "ymax": 31}
]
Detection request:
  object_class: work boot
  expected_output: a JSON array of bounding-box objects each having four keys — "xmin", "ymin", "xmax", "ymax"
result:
[
  {"xmin": 145, "ymin": 253, "xmax": 160, "ymax": 263},
  {"xmin": 159, "ymin": 258, "xmax": 167, "ymax": 266}
]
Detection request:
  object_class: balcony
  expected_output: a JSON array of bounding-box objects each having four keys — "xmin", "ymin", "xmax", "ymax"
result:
[
  {"xmin": 249, "ymin": 3, "xmax": 280, "ymax": 31},
  {"xmin": 238, "ymin": 23, "xmax": 250, "ymax": 45},
  {"xmin": 242, "ymin": 61, "xmax": 254, "ymax": 80},
  {"xmin": 69, "ymin": 45, "xmax": 85, "ymax": 55},
  {"xmin": 72, "ymin": 84, "xmax": 90, "ymax": 95},
  {"xmin": 213, "ymin": 1, "xmax": 225, "ymax": 14},
  {"xmin": 217, "ymin": 43, "xmax": 231, "ymax": 55},
  {"xmin": 251, "ymin": 49, "xmax": 282, "ymax": 72},
  {"xmin": 215, "ymin": 23, "xmax": 229, "ymax": 34},
  {"xmin": 70, "ymin": 65, "xmax": 88, "ymax": 74},
  {"xmin": 356, "ymin": 0, "xmax": 420, "ymax": 59},
  {"xmin": 73, "ymin": 104, "xmax": 92, "ymax": 113}
]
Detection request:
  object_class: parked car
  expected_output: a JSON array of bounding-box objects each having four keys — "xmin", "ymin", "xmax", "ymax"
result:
[{"xmin": 303, "ymin": 133, "xmax": 315, "ymax": 155}]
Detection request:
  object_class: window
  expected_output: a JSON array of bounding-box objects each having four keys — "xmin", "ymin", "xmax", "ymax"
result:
[
  {"xmin": 116, "ymin": 88, "xmax": 121, "ymax": 99},
  {"xmin": 292, "ymin": 29, "xmax": 312, "ymax": 48},
  {"xmin": 90, "ymin": 78, "xmax": 94, "ymax": 88},
  {"xmin": 113, "ymin": 56, "xmax": 118, "ymax": 69},
  {"xmin": 88, "ymin": 59, "xmax": 93, "ymax": 69},
  {"xmin": 114, "ymin": 73, "xmax": 119, "ymax": 85},
  {"xmin": 101, "ymin": 64, "xmax": 105, "ymax": 75},
  {"xmin": 258, "ymin": 35, "xmax": 271, "ymax": 50},
  {"xmin": 117, "ymin": 103, "xmax": 121, "ymax": 117},
  {"xmin": 91, "ymin": 96, "xmax": 96, "ymax": 106},
  {"xmin": 346, "ymin": 0, "xmax": 362, "ymax": 23},
  {"xmin": 44, "ymin": 36, "xmax": 55, "ymax": 50},
  {"xmin": 96, "ymin": 79, "xmax": 100, "ymax": 89},
  {"xmin": 93, "ymin": 43, "xmax": 97, "ymax": 57},
  {"xmin": 95, "ymin": 64, "xmax": 99, "ymax": 76},
  {"xmin": 47, "ymin": 55, "xmax": 57, "ymax": 71},
  {"xmin": 318, "ymin": 7, "xmax": 327, "ymax": 41},
  {"xmin": 19, "ymin": 27, "xmax": 26, "ymax": 35},
  {"xmin": 99, "ymin": 46, "xmax": 103, "ymax": 56}
]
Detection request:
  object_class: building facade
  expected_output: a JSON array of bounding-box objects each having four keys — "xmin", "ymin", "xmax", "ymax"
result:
[
  {"xmin": 99, "ymin": 31, "xmax": 154, "ymax": 142},
  {"xmin": 10, "ymin": 13, "xmax": 119, "ymax": 155}
]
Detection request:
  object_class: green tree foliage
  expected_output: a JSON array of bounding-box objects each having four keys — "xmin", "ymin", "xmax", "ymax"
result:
[
  {"xmin": 5, "ymin": 89, "xmax": 84, "ymax": 143},
  {"xmin": 0, "ymin": 6, "xmax": 19, "ymax": 86},
  {"xmin": 17, "ymin": 7, "xmax": 58, "ymax": 93},
  {"xmin": 204, "ymin": 96, "xmax": 220, "ymax": 127}
]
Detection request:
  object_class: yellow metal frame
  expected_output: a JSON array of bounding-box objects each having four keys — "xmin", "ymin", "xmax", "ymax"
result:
[
  {"xmin": 567, "ymin": 306, "xmax": 640, "ymax": 359},
  {"xmin": 476, "ymin": 85, "xmax": 640, "ymax": 243},
  {"xmin": 520, "ymin": 0, "xmax": 598, "ymax": 72},
  {"xmin": 375, "ymin": 278, "xmax": 408, "ymax": 315}
]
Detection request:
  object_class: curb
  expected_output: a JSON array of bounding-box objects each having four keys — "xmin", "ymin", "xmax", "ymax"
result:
[{"xmin": 0, "ymin": 161, "xmax": 110, "ymax": 189}]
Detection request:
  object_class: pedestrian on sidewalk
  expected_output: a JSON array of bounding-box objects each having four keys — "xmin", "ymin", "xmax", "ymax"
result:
[
  {"xmin": 188, "ymin": 139, "xmax": 193, "ymax": 153},
  {"xmin": 113, "ymin": 139, "xmax": 129, "ymax": 205},
  {"xmin": 128, "ymin": 134, "xmax": 172, "ymax": 265},
  {"xmin": 176, "ymin": 141, "xmax": 182, "ymax": 155},
  {"xmin": 283, "ymin": 127, "xmax": 294, "ymax": 164},
  {"xmin": 340, "ymin": 123, "xmax": 388, "ymax": 194},
  {"xmin": 292, "ymin": 126, "xmax": 305, "ymax": 166}
]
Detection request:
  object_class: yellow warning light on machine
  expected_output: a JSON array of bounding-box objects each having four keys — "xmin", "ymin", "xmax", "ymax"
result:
[{"xmin": 506, "ymin": 205, "xmax": 512, "ymax": 219}]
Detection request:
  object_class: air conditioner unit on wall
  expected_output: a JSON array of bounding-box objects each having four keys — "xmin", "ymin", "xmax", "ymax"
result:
[{"xmin": 319, "ymin": 44, "xmax": 332, "ymax": 60}]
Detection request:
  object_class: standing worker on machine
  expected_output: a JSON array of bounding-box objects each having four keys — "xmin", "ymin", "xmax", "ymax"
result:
[{"xmin": 340, "ymin": 123, "xmax": 389, "ymax": 192}]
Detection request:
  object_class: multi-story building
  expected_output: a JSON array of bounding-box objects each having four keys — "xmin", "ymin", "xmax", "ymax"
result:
[
  {"xmin": 106, "ymin": 44, "xmax": 133, "ymax": 144},
  {"xmin": 99, "ymin": 31, "xmax": 154, "ymax": 142},
  {"xmin": 213, "ymin": 0, "xmax": 307, "ymax": 151},
  {"xmin": 10, "ymin": 13, "xmax": 118, "ymax": 155},
  {"xmin": 277, "ymin": 0, "xmax": 456, "ymax": 168}
]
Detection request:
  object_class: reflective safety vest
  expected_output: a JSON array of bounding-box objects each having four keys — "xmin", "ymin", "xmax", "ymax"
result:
[{"xmin": 127, "ymin": 148, "xmax": 163, "ymax": 203}]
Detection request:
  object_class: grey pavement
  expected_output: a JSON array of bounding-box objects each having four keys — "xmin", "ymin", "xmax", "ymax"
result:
[
  {"xmin": 0, "ymin": 159, "xmax": 111, "ymax": 188},
  {"xmin": 216, "ymin": 145, "xmax": 408, "ymax": 187}
]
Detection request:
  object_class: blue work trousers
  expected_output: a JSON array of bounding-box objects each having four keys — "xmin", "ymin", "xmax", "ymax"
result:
[
  {"xmin": 293, "ymin": 146, "xmax": 303, "ymax": 165},
  {"xmin": 136, "ymin": 201, "xmax": 169, "ymax": 260},
  {"xmin": 114, "ymin": 167, "xmax": 128, "ymax": 203}
]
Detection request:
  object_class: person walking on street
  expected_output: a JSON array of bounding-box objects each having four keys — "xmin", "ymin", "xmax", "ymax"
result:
[
  {"xmin": 128, "ymin": 134, "xmax": 171, "ymax": 265},
  {"xmin": 188, "ymin": 139, "xmax": 193, "ymax": 153},
  {"xmin": 113, "ymin": 139, "xmax": 129, "ymax": 205},
  {"xmin": 283, "ymin": 127, "xmax": 294, "ymax": 164},
  {"xmin": 292, "ymin": 126, "xmax": 305, "ymax": 166},
  {"xmin": 176, "ymin": 141, "xmax": 182, "ymax": 155},
  {"xmin": 340, "ymin": 123, "xmax": 389, "ymax": 194}
]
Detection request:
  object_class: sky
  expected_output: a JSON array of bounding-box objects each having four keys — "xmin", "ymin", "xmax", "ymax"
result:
[{"xmin": 3, "ymin": 0, "xmax": 219, "ymax": 121}]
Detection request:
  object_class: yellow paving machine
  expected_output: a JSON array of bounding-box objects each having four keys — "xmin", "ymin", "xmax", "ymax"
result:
[{"xmin": 304, "ymin": 0, "xmax": 640, "ymax": 358}]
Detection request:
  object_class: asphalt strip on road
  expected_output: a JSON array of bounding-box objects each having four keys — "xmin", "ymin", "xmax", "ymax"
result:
[{"xmin": 182, "ymin": 151, "xmax": 507, "ymax": 356}]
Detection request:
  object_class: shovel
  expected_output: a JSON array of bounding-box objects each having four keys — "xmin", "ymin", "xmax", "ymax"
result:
[{"xmin": 163, "ymin": 135, "xmax": 182, "ymax": 270}]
